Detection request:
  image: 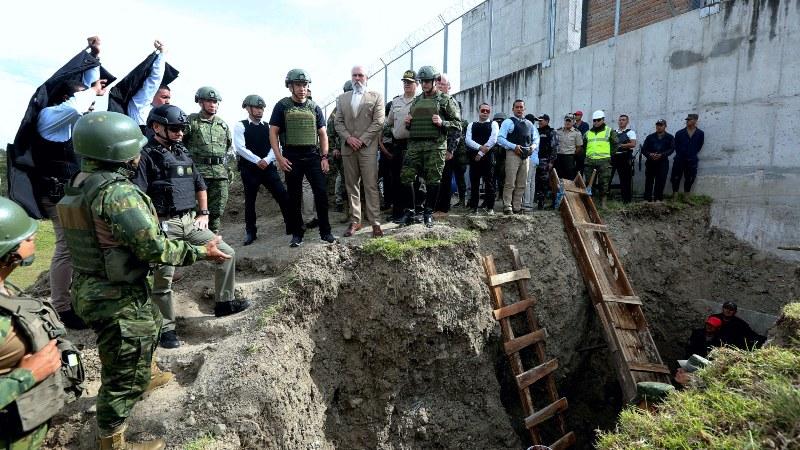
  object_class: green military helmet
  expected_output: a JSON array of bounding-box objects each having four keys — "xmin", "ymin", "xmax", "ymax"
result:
[
  {"xmin": 285, "ymin": 69, "xmax": 311, "ymax": 87},
  {"xmin": 343, "ymin": 80, "xmax": 353, "ymax": 92},
  {"xmin": 73, "ymin": 112, "xmax": 148, "ymax": 163},
  {"xmin": 242, "ymin": 94, "xmax": 266, "ymax": 108},
  {"xmin": 195, "ymin": 86, "xmax": 222, "ymax": 103},
  {"xmin": 0, "ymin": 196, "xmax": 38, "ymax": 259},
  {"xmin": 416, "ymin": 65, "xmax": 440, "ymax": 81}
]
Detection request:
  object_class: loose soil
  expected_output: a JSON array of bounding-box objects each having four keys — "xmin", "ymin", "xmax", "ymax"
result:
[{"xmin": 40, "ymin": 189, "xmax": 799, "ymax": 449}]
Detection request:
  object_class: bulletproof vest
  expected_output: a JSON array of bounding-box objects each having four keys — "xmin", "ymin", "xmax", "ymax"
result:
[
  {"xmin": 538, "ymin": 125, "xmax": 555, "ymax": 160},
  {"xmin": 242, "ymin": 120, "xmax": 271, "ymax": 159},
  {"xmin": 409, "ymin": 96, "xmax": 441, "ymax": 139},
  {"xmin": 0, "ymin": 296, "xmax": 84, "ymax": 435},
  {"xmin": 281, "ymin": 98, "xmax": 318, "ymax": 147},
  {"xmin": 57, "ymin": 172, "xmax": 151, "ymax": 283},
  {"xmin": 616, "ymin": 129, "xmax": 633, "ymax": 158},
  {"xmin": 185, "ymin": 114, "xmax": 230, "ymax": 158},
  {"xmin": 141, "ymin": 142, "xmax": 198, "ymax": 215},
  {"xmin": 507, "ymin": 117, "xmax": 533, "ymax": 147},
  {"xmin": 31, "ymin": 134, "xmax": 79, "ymax": 181},
  {"xmin": 471, "ymin": 121, "xmax": 492, "ymax": 146}
]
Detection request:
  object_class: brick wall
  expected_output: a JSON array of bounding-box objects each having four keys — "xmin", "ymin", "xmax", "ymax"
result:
[{"xmin": 584, "ymin": 0, "xmax": 698, "ymax": 46}]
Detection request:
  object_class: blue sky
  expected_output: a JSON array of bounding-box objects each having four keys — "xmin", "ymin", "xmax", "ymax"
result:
[{"xmin": 1, "ymin": 0, "xmax": 468, "ymax": 147}]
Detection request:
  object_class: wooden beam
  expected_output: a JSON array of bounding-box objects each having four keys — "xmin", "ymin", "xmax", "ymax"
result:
[
  {"xmin": 602, "ymin": 295, "xmax": 642, "ymax": 305},
  {"xmin": 516, "ymin": 359, "xmax": 559, "ymax": 391},
  {"xmin": 550, "ymin": 431, "xmax": 577, "ymax": 450},
  {"xmin": 504, "ymin": 329, "xmax": 547, "ymax": 355},
  {"xmin": 628, "ymin": 361, "xmax": 671, "ymax": 375},
  {"xmin": 564, "ymin": 186, "xmax": 589, "ymax": 195},
  {"xmin": 575, "ymin": 222, "xmax": 609, "ymax": 232},
  {"xmin": 488, "ymin": 268, "xmax": 531, "ymax": 287},
  {"xmin": 524, "ymin": 397, "xmax": 569, "ymax": 429},
  {"xmin": 493, "ymin": 298, "xmax": 536, "ymax": 321}
]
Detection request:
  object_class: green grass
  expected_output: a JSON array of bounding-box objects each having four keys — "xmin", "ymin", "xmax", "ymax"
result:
[
  {"xmin": 598, "ymin": 194, "xmax": 713, "ymax": 213},
  {"xmin": 7, "ymin": 220, "xmax": 55, "ymax": 291},
  {"xmin": 184, "ymin": 434, "xmax": 216, "ymax": 450},
  {"xmin": 596, "ymin": 346, "xmax": 800, "ymax": 449},
  {"xmin": 256, "ymin": 303, "xmax": 282, "ymax": 327},
  {"xmin": 361, "ymin": 230, "xmax": 477, "ymax": 261}
]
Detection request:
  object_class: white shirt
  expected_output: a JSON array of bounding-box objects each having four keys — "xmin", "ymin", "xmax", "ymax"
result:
[
  {"xmin": 233, "ymin": 119, "xmax": 276, "ymax": 165},
  {"xmin": 465, "ymin": 120, "xmax": 500, "ymax": 153},
  {"xmin": 350, "ymin": 85, "xmax": 364, "ymax": 116},
  {"xmin": 36, "ymin": 88, "xmax": 98, "ymax": 142},
  {"xmin": 128, "ymin": 52, "xmax": 166, "ymax": 125}
]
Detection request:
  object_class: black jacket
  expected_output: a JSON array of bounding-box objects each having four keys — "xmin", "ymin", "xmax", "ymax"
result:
[{"xmin": 107, "ymin": 52, "xmax": 179, "ymax": 115}]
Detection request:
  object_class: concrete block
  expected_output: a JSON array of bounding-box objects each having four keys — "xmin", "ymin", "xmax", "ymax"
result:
[
  {"xmin": 666, "ymin": 18, "xmax": 704, "ymax": 113},
  {"xmin": 612, "ymin": 31, "xmax": 642, "ymax": 117},
  {"xmin": 636, "ymin": 21, "xmax": 670, "ymax": 117},
  {"xmin": 588, "ymin": 40, "xmax": 615, "ymax": 113}
]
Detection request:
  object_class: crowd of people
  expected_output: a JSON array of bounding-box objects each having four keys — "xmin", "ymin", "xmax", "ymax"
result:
[{"xmin": 1, "ymin": 36, "xmax": 716, "ymax": 449}]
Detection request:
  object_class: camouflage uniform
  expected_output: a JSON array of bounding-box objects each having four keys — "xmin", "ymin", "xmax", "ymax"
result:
[
  {"xmin": 401, "ymin": 92, "xmax": 462, "ymax": 187},
  {"xmin": 184, "ymin": 113, "xmax": 232, "ymax": 232},
  {"xmin": 327, "ymin": 108, "xmax": 346, "ymax": 209},
  {"xmin": 61, "ymin": 157, "xmax": 207, "ymax": 432},
  {"xmin": 0, "ymin": 315, "xmax": 47, "ymax": 450}
]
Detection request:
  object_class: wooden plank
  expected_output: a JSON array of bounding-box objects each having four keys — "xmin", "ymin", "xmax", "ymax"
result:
[
  {"xmin": 488, "ymin": 268, "xmax": 531, "ymax": 287},
  {"xmin": 493, "ymin": 298, "xmax": 536, "ymax": 321},
  {"xmin": 602, "ymin": 295, "xmax": 642, "ymax": 305},
  {"xmin": 524, "ymin": 397, "xmax": 569, "ymax": 429},
  {"xmin": 629, "ymin": 361, "xmax": 671, "ymax": 375},
  {"xmin": 564, "ymin": 186, "xmax": 589, "ymax": 195},
  {"xmin": 516, "ymin": 359, "xmax": 559, "ymax": 391},
  {"xmin": 550, "ymin": 431, "xmax": 577, "ymax": 450},
  {"xmin": 504, "ymin": 329, "xmax": 547, "ymax": 355},
  {"xmin": 575, "ymin": 222, "xmax": 609, "ymax": 232}
]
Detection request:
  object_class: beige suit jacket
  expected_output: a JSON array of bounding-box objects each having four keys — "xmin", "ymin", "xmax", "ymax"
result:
[{"xmin": 334, "ymin": 90, "xmax": 385, "ymax": 156}]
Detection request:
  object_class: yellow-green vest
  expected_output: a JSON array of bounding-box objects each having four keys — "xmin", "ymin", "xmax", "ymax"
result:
[{"xmin": 585, "ymin": 127, "xmax": 611, "ymax": 160}]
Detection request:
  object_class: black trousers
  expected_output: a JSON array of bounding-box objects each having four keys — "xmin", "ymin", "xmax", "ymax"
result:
[
  {"xmin": 611, "ymin": 153, "xmax": 633, "ymax": 203},
  {"xmin": 644, "ymin": 159, "xmax": 669, "ymax": 201},
  {"xmin": 284, "ymin": 149, "xmax": 331, "ymax": 236},
  {"xmin": 436, "ymin": 157, "xmax": 467, "ymax": 212},
  {"xmin": 240, "ymin": 163, "xmax": 291, "ymax": 234},
  {"xmin": 575, "ymin": 152, "xmax": 586, "ymax": 177},
  {"xmin": 534, "ymin": 160, "xmax": 554, "ymax": 206},
  {"xmin": 468, "ymin": 153, "xmax": 495, "ymax": 209},
  {"xmin": 378, "ymin": 149, "xmax": 392, "ymax": 207},
  {"xmin": 671, "ymin": 157, "xmax": 698, "ymax": 193},
  {"xmin": 389, "ymin": 140, "xmax": 407, "ymax": 218},
  {"xmin": 556, "ymin": 154, "xmax": 576, "ymax": 181}
]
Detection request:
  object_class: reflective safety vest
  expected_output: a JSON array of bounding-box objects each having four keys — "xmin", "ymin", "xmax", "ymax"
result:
[
  {"xmin": 0, "ymin": 295, "xmax": 84, "ymax": 435},
  {"xmin": 281, "ymin": 98, "xmax": 318, "ymax": 147},
  {"xmin": 585, "ymin": 127, "xmax": 612, "ymax": 160},
  {"xmin": 409, "ymin": 97, "xmax": 441, "ymax": 139}
]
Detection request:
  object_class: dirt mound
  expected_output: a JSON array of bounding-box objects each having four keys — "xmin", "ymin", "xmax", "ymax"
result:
[{"xmin": 44, "ymin": 201, "xmax": 799, "ymax": 449}]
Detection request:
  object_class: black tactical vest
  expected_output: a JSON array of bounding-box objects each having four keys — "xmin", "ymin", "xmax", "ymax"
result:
[
  {"xmin": 242, "ymin": 120, "xmax": 271, "ymax": 160},
  {"xmin": 31, "ymin": 134, "xmax": 79, "ymax": 181},
  {"xmin": 470, "ymin": 121, "xmax": 492, "ymax": 146},
  {"xmin": 142, "ymin": 142, "xmax": 198, "ymax": 216},
  {"xmin": 507, "ymin": 117, "xmax": 533, "ymax": 147},
  {"xmin": 0, "ymin": 296, "xmax": 84, "ymax": 437},
  {"xmin": 538, "ymin": 125, "xmax": 555, "ymax": 160}
]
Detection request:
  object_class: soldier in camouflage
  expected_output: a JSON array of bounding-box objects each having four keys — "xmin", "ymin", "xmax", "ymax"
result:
[
  {"xmin": 328, "ymin": 80, "xmax": 353, "ymax": 218},
  {"xmin": 57, "ymin": 112, "xmax": 231, "ymax": 449},
  {"xmin": 399, "ymin": 65, "xmax": 461, "ymax": 228},
  {"xmin": 183, "ymin": 86, "xmax": 233, "ymax": 233},
  {"xmin": 434, "ymin": 74, "xmax": 467, "ymax": 213},
  {"xmin": 0, "ymin": 197, "xmax": 64, "ymax": 450}
]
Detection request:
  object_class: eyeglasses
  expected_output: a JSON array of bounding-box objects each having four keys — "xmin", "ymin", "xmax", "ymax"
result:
[
  {"xmin": 167, "ymin": 125, "xmax": 186, "ymax": 133},
  {"xmin": 479, "ymin": 109, "xmax": 491, "ymax": 113}
]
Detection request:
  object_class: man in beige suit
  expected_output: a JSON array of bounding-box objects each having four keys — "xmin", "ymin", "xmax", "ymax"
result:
[{"xmin": 335, "ymin": 65, "xmax": 386, "ymax": 238}]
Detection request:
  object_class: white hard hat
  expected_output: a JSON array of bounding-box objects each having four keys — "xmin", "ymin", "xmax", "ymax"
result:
[{"xmin": 592, "ymin": 110, "xmax": 605, "ymax": 120}]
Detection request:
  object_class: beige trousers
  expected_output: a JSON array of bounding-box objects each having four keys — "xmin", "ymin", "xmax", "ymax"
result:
[
  {"xmin": 503, "ymin": 153, "xmax": 530, "ymax": 211},
  {"xmin": 343, "ymin": 149, "xmax": 381, "ymax": 226}
]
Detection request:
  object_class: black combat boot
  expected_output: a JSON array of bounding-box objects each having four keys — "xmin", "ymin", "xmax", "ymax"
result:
[
  {"xmin": 214, "ymin": 300, "xmax": 251, "ymax": 317},
  {"xmin": 423, "ymin": 209, "xmax": 434, "ymax": 228},
  {"xmin": 159, "ymin": 330, "xmax": 180, "ymax": 349},
  {"xmin": 243, "ymin": 230, "xmax": 257, "ymax": 246}
]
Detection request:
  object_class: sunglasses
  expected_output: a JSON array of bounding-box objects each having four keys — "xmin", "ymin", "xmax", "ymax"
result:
[
  {"xmin": 167, "ymin": 125, "xmax": 186, "ymax": 133},
  {"xmin": 592, "ymin": 118, "xmax": 602, "ymax": 122},
  {"xmin": 479, "ymin": 109, "xmax": 491, "ymax": 113}
]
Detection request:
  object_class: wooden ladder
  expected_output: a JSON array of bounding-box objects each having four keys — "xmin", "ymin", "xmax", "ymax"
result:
[{"xmin": 481, "ymin": 245, "xmax": 576, "ymax": 449}]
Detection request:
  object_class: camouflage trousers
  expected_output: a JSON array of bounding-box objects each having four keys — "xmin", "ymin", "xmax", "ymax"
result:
[
  {"xmin": 204, "ymin": 178, "xmax": 229, "ymax": 233},
  {"xmin": 585, "ymin": 157, "xmax": 612, "ymax": 199},
  {"xmin": 72, "ymin": 275, "xmax": 161, "ymax": 430},
  {"xmin": 400, "ymin": 142, "xmax": 446, "ymax": 185},
  {"xmin": 0, "ymin": 424, "xmax": 46, "ymax": 450}
]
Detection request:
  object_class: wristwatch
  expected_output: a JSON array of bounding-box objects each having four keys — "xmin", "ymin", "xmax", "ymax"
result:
[{"xmin": 198, "ymin": 209, "xmax": 210, "ymax": 216}]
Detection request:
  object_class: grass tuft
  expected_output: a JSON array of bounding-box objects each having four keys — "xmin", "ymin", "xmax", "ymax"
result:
[
  {"xmin": 184, "ymin": 434, "xmax": 216, "ymax": 450},
  {"xmin": 596, "ymin": 346, "xmax": 800, "ymax": 449},
  {"xmin": 361, "ymin": 230, "xmax": 476, "ymax": 261},
  {"xmin": 7, "ymin": 220, "xmax": 55, "ymax": 290}
]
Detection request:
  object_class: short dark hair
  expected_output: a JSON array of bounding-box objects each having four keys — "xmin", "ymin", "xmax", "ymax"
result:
[
  {"xmin": 157, "ymin": 85, "xmax": 171, "ymax": 91},
  {"xmin": 619, "ymin": 114, "xmax": 629, "ymax": 120},
  {"xmin": 513, "ymin": 99, "xmax": 525, "ymax": 107},
  {"xmin": 478, "ymin": 102, "xmax": 491, "ymax": 110}
]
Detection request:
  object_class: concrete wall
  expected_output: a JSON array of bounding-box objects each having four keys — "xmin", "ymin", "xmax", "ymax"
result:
[{"xmin": 456, "ymin": 0, "xmax": 800, "ymax": 261}]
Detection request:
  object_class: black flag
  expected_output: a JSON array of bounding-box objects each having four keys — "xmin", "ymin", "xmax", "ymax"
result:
[
  {"xmin": 7, "ymin": 48, "xmax": 116, "ymax": 218},
  {"xmin": 107, "ymin": 51, "xmax": 179, "ymax": 115}
]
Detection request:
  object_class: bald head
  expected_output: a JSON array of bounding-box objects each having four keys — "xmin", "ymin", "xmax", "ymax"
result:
[{"xmin": 437, "ymin": 73, "xmax": 451, "ymax": 94}]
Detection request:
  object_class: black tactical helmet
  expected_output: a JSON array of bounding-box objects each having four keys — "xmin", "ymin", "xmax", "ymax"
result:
[
  {"xmin": 242, "ymin": 94, "xmax": 267, "ymax": 108},
  {"xmin": 285, "ymin": 69, "xmax": 311, "ymax": 87},
  {"xmin": 195, "ymin": 86, "xmax": 222, "ymax": 102},
  {"xmin": 147, "ymin": 104, "xmax": 189, "ymax": 128},
  {"xmin": 493, "ymin": 112, "xmax": 508, "ymax": 122}
]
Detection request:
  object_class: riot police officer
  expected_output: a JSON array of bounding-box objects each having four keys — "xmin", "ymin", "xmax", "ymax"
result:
[
  {"xmin": 57, "ymin": 112, "xmax": 231, "ymax": 449},
  {"xmin": 133, "ymin": 105, "xmax": 249, "ymax": 349},
  {"xmin": 0, "ymin": 196, "xmax": 83, "ymax": 450}
]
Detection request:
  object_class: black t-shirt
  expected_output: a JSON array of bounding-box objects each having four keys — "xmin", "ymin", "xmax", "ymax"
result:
[{"xmin": 268, "ymin": 98, "xmax": 326, "ymax": 132}]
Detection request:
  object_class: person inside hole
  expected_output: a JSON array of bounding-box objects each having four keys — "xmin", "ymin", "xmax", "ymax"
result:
[
  {"xmin": 710, "ymin": 301, "xmax": 766, "ymax": 350},
  {"xmin": 685, "ymin": 315, "xmax": 722, "ymax": 359}
]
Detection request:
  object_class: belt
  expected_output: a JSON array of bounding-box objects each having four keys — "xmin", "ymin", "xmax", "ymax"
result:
[
  {"xmin": 392, "ymin": 138, "xmax": 408, "ymax": 144},
  {"xmin": 197, "ymin": 157, "xmax": 225, "ymax": 165},
  {"xmin": 158, "ymin": 209, "xmax": 192, "ymax": 221}
]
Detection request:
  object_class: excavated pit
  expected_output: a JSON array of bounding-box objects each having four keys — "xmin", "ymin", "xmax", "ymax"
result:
[{"xmin": 44, "ymin": 201, "xmax": 799, "ymax": 450}]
